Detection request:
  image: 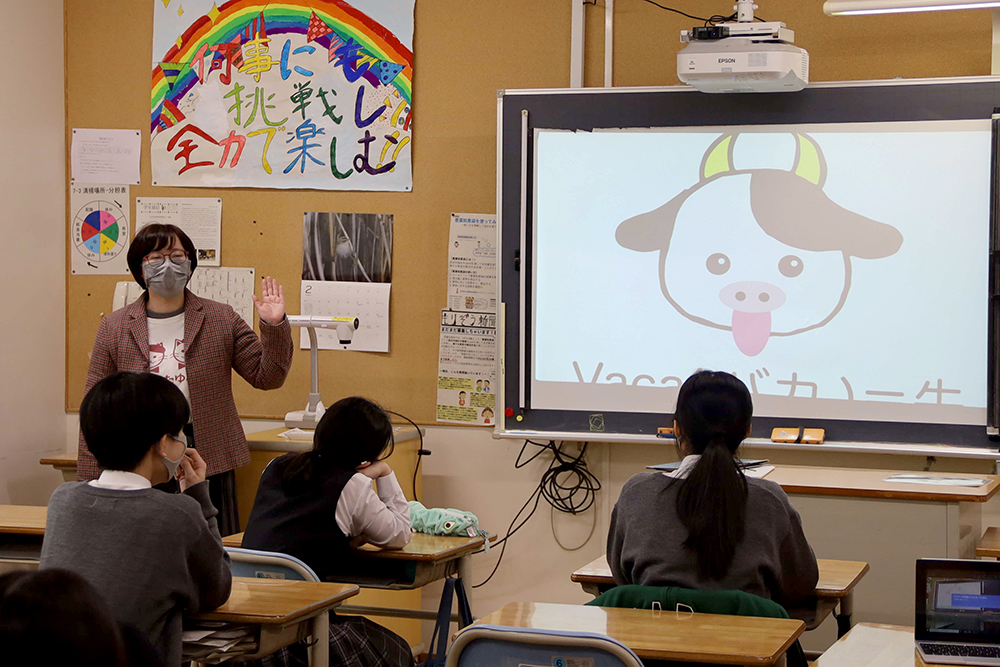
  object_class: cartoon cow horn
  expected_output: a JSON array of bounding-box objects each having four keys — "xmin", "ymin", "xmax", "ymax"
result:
[
  {"xmin": 700, "ymin": 133, "xmax": 737, "ymax": 181},
  {"xmin": 699, "ymin": 132, "xmax": 828, "ymax": 186}
]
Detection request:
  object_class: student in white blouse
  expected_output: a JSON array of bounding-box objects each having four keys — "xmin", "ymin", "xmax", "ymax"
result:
[{"xmin": 241, "ymin": 397, "xmax": 414, "ymax": 667}]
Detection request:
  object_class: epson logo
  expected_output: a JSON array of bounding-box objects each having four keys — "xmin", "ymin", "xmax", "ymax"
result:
[{"xmin": 718, "ymin": 57, "xmax": 737, "ymax": 64}]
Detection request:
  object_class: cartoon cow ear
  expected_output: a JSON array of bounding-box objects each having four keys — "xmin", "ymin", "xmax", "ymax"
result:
[
  {"xmin": 791, "ymin": 133, "xmax": 827, "ymax": 187},
  {"xmin": 701, "ymin": 134, "xmax": 737, "ymax": 181},
  {"xmin": 616, "ymin": 191, "xmax": 689, "ymax": 252}
]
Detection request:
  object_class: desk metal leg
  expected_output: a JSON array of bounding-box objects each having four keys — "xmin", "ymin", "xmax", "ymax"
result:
[
  {"xmin": 457, "ymin": 554, "xmax": 473, "ymax": 615},
  {"xmin": 310, "ymin": 610, "xmax": 329, "ymax": 667},
  {"xmin": 835, "ymin": 592, "xmax": 854, "ymax": 638}
]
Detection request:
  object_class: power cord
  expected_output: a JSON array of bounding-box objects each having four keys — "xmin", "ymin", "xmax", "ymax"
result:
[
  {"xmin": 473, "ymin": 440, "xmax": 602, "ymax": 588},
  {"xmin": 385, "ymin": 410, "xmax": 428, "ymax": 504},
  {"xmin": 639, "ymin": 1, "xmax": 767, "ymax": 25}
]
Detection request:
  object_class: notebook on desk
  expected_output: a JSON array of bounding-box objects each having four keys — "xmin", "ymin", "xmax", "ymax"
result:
[{"xmin": 916, "ymin": 559, "xmax": 1000, "ymax": 666}]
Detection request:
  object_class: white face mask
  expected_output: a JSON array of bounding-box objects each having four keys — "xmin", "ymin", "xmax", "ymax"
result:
[{"xmin": 161, "ymin": 431, "xmax": 187, "ymax": 480}]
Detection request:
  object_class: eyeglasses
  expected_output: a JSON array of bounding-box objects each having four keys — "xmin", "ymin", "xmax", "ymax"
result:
[{"xmin": 142, "ymin": 250, "xmax": 188, "ymax": 267}]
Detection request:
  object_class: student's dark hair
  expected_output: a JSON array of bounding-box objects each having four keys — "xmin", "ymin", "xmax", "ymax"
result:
[
  {"xmin": 281, "ymin": 397, "xmax": 394, "ymax": 489},
  {"xmin": 126, "ymin": 223, "xmax": 198, "ymax": 289},
  {"xmin": 0, "ymin": 569, "xmax": 128, "ymax": 667},
  {"xmin": 81, "ymin": 372, "xmax": 189, "ymax": 472},
  {"xmin": 674, "ymin": 370, "xmax": 753, "ymax": 581}
]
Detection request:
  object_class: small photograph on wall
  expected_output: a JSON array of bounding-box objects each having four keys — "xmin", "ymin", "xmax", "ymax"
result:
[{"xmin": 302, "ymin": 211, "xmax": 392, "ymax": 282}]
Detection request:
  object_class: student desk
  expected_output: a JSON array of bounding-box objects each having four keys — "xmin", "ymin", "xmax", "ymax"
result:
[
  {"xmin": 0, "ymin": 505, "xmax": 46, "ymax": 574},
  {"xmin": 619, "ymin": 464, "xmax": 1000, "ymax": 646},
  {"xmin": 224, "ymin": 531, "xmax": 493, "ymax": 622},
  {"xmin": 570, "ymin": 555, "xmax": 868, "ymax": 638},
  {"xmin": 764, "ymin": 465, "xmax": 999, "ymax": 646},
  {"xmin": 186, "ymin": 577, "xmax": 359, "ymax": 665},
  {"xmin": 471, "ymin": 601, "xmax": 805, "ymax": 665},
  {"xmin": 810, "ymin": 623, "xmax": 949, "ymax": 667}
]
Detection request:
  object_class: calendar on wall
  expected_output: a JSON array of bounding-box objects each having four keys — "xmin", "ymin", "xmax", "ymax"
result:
[
  {"xmin": 113, "ymin": 267, "xmax": 256, "ymax": 327},
  {"xmin": 300, "ymin": 280, "xmax": 391, "ymax": 352}
]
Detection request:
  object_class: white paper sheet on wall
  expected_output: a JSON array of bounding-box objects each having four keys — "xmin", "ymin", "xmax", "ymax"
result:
[
  {"xmin": 113, "ymin": 267, "xmax": 256, "ymax": 327},
  {"xmin": 136, "ymin": 197, "xmax": 223, "ymax": 266},
  {"xmin": 71, "ymin": 129, "xmax": 141, "ymax": 185},
  {"xmin": 447, "ymin": 213, "xmax": 497, "ymax": 313},
  {"xmin": 300, "ymin": 280, "xmax": 391, "ymax": 352}
]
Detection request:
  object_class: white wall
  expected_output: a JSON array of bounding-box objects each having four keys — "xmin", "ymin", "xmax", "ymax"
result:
[{"xmin": 0, "ymin": 0, "xmax": 68, "ymax": 503}]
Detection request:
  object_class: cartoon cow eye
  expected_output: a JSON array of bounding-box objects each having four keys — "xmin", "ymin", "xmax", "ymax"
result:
[
  {"xmin": 779, "ymin": 255, "xmax": 804, "ymax": 278},
  {"xmin": 706, "ymin": 253, "xmax": 730, "ymax": 275}
]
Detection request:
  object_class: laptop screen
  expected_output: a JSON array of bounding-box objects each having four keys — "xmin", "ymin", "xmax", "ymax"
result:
[{"xmin": 917, "ymin": 559, "xmax": 1000, "ymax": 642}]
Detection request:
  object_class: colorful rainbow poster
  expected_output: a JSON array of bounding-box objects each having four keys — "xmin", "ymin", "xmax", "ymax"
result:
[{"xmin": 151, "ymin": 0, "xmax": 413, "ymax": 191}]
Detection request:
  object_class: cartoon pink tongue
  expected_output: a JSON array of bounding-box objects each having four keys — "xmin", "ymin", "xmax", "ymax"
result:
[{"xmin": 731, "ymin": 310, "xmax": 771, "ymax": 357}]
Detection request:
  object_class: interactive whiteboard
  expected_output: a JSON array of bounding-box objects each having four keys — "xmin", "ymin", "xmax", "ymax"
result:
[{"xmin": 497, "ymin": 79, "xmax": 1000, "ymax": 447}]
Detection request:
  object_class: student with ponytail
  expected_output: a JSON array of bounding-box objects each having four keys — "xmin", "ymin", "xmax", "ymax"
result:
[
  {"xmin": 607, "ymin": 370, "xmax": 818, "ymax": 602},
  {"xmin": 241, "ymin": 396, "xmax": 414, "ymax": 667}
]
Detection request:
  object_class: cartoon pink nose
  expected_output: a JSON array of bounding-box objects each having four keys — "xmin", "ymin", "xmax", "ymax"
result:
[{"xmin": 719, "ymin": 281, "xmax": 786, "ymax": 313}]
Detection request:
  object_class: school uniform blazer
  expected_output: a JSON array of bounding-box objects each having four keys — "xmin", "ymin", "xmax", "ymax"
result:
[{"xmin": 77, "ymin": 289, "xmax": 294, "ymax": 480}]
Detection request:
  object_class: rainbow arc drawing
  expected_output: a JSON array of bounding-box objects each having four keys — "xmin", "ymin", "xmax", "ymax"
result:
[{"xmin": 150, "ymin": 0, "xmax": 414, "ymax": 191}]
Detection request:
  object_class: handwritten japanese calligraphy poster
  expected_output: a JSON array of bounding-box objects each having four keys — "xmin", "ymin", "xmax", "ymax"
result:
[{"xmin": 150, "ymin": 0, "xmax": 413, "ymax": 191}]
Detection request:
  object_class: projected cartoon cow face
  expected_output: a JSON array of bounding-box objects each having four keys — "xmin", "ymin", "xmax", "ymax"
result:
[{"xmin": 616, "ymin": 133, "xmax": 903, "ymax": 357}]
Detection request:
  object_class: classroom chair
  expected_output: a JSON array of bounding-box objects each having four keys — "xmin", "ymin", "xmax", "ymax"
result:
[
  {"xmin": 445, "ymin": 624, "xmax": 643, "ymax": 667},
  {"xmin": 225, "ymin": 546, "xmax": 320, "ymax": 581}
]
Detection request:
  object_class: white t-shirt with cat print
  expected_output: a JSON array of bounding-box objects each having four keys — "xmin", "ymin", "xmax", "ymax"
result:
[{"xmin": 147, "ymin": 310, "xmax": 190, "ymax": 406}]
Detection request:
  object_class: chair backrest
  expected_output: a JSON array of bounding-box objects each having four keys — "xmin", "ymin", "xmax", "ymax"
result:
[
  {"xmin": 588, "ymin": 584, "xmax": 789, "ymax": 619},
  {"xmin": 444, "ymin": 624, "xmax": 643, "ymax": 667},
  {"xmin": 225, "ymin": 547, "xmax": 320, "ymax": 582}
]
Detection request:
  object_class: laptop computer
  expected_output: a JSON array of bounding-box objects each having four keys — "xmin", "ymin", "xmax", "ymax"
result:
[{"xmin": 916, "ymin": 559, "xmax": 1000, "ymax": 665}]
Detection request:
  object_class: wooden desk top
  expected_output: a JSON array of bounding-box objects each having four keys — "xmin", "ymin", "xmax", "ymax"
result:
[
  {"xmin": 38, "ymin": 453, "xmax": 78, "ymax": 467},
  {"xmin": 189, "ymin": 577, "xmax": 358, "ymax": 624},
  {"xmin": 224, "ymin": 531, "xmax": 493, "ymax": 562},
  {"xmin": 0, "ymin": 505, "xmax": 47, "ymax": 535},
  {"xmin": 246, "ymin": 425, "xmax": 422, "ymax": 451},
  {"xmin": 767, "ymin": 465, "xmax": 1000, "ymax": 503},
  {"xmin": 811, "ymin": 623, "xmax": 948, "ymax": 667},
  {"xmin": 474, "ymin": 601, "xmax": 804, "ymax": 664},
  {"xmin": 570, "ymin": 556, "xmax": 868, "ymax": 599}
]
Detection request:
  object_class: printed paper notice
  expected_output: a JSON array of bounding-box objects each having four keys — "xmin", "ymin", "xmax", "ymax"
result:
[
  {"xmin": 71, "ymin": 129, "xmax": 141, "ymax": 185},
  {"xmin": 70, "ymin": 184, "xmax": 131, "ymax": 276},
  {"xmin": 300, "ymin": 280, "xmax": 391, "ymax": 352},
  {"xmin": 437, "ymin": 310, "xmax": 497, "ymax": 425},
  {"xmin": 113, "ymin": 267, "xmax": 256, "ymax": 326},
  {"xmin": 448, "ymin": 213, "xmax": 497, "ymax": 312},
  {"xmin": 136, "ymin": 198, "xmax": 223, "ymax": 266}
]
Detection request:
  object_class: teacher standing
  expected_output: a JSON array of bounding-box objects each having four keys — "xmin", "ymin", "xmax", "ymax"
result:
[{"xmin": 78, "ymin": 223, "xmax": 293, "ymax": 535}]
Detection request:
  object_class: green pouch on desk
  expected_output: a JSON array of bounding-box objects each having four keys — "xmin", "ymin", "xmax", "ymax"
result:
[{"xmin": 409, "ymin": 501, "xmax": 482, "ymax": 538}]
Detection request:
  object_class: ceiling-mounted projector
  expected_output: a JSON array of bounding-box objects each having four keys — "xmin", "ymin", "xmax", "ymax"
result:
[{"xmin": 677, "ymin": 1, "xmax": 809, "ymax": 93}]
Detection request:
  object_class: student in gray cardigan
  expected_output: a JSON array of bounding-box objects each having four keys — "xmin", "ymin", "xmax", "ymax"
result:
[
  {"xmin": 41, "ymin": 372, "xmax": 232, "ymax": 667},
  {"xmin": 608, "ymin": 371, "xmax": 817, "ymax": 603}
]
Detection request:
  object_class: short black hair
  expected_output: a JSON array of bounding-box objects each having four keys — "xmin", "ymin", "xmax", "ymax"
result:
[
  {"xmin": 126, "ymin": 224, "xmax": 198, "ymax": 289},
  {"xmin": 80, "ymin": 372, "xmax": 189, "ymax": 472},
  {"xmin": 0, "ymin": 570, "xmax": 127, "ymax": 667}
]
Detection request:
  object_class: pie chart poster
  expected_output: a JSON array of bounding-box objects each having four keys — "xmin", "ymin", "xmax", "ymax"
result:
[{"xmin": 70, "ymin": 184, "xmax": 131, "ymax": 275}]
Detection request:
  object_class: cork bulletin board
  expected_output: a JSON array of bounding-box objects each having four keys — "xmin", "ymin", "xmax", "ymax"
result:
[{"xmin": 64, "ymin": 0, "xmax": 992, "ymax": 422}]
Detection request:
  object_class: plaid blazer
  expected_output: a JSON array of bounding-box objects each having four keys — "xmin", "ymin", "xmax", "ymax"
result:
[{"xmin": 77, "ymin": 290, "xmax": 293, "ymax": 480}]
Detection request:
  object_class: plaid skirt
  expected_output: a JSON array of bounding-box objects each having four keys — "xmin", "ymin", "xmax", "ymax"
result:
[{"xmin": 251, "ymin": 614, "xmax": 414, "ymax": 667}]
